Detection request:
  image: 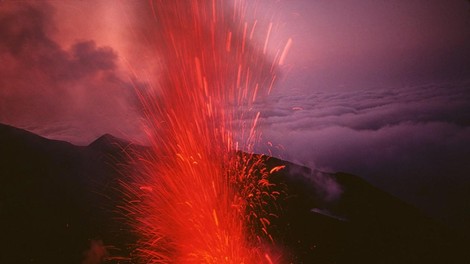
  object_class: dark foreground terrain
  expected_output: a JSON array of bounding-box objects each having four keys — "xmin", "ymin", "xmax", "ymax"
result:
[{"xmin": 1, "ymin": 123, "xmax": 468, "ymax": 263}]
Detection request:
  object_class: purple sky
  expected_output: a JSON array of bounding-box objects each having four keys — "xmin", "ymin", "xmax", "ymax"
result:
[
  {"xmin": 1, "ymin": 1, "xmax": 469, "ymax": 228},
  {"xmin": 273, "ymin": 0, "xmax": 470, "ymax": 90}
]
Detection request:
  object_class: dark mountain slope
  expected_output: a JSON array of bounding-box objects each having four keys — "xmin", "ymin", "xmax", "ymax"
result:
[
  {"xmin": 263, "ymin": 157, "xmax": 469, "ymax": 263},
  {"xmin": 0, "ymin": 124, "xmax": 132, "ymax": 263},
  {"xmin": 1, "ymin": 123, "xmax": 468, "ymax": 263}
]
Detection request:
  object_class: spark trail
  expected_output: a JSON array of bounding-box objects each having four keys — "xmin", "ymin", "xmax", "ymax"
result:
[{"xmin": 124, "ymin": 1, "xmax": 291, "ymax": 263}]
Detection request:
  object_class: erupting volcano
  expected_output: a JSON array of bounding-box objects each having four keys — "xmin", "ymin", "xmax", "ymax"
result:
[
  {"xmin": 2, "ymin": 1, "xmax": 468, "ymax": 263},
  {"xmin": 122, "ymin": 1, "xmax": 291, "ymax": 262}
]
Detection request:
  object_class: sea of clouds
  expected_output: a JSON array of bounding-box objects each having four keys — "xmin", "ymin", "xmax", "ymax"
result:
[{"xmin": 253, "ymin": 81, "xmax": 470, "ymax": 228}]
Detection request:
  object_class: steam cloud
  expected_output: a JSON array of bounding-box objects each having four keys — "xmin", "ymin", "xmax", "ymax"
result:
[{"xmin": 0, "ymin": 3, "xmax": 142, "ymax": 144}]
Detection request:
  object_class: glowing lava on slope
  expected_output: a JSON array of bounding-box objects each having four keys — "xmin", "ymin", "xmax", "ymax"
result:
[{"xmin": 123, "ymin": 1, "xmax": 291, "ymax": 263}]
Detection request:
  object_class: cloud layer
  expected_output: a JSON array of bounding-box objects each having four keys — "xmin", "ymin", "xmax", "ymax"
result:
[{"xmin": 254, "ymin": 81, "xmax": 470, "ymax": 227}]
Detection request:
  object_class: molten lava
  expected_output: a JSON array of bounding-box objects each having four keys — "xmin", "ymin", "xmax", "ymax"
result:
[{"xmin": 124, "ymin": 1, "xmax": 291, "ymax": 262}]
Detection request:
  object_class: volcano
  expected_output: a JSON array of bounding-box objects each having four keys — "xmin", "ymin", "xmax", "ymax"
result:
[{"xmin": 0, "ymin": 123, "xmax": 468, "ymax": 263}]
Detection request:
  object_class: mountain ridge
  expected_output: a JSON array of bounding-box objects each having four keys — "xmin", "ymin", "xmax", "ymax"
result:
[{"xmin": 0, "ymin": 123, "xmax": 467, "ymax": 263}]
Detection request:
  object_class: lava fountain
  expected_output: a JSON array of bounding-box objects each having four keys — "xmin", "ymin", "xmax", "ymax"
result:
[{"xmin": 124, "ymin": 1, "xmax": 291, "ymax": 262}]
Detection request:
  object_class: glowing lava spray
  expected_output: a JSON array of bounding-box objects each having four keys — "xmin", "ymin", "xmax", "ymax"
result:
[{"xmin": 124, "ymin": 1, "xmax": 291, "ymax": 262}]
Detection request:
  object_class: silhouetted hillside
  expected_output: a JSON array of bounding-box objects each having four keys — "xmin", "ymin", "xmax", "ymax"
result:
[
  {"xmin": 0, "ymin": 124, "xmax": 132, "ymax": 263},
  {"xmin": 0, "ymin": 123, "xmax": 468, "ymax": 263}
]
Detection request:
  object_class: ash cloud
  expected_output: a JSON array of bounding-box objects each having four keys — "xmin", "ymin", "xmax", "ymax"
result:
[
  {"xmin": 256, "ymin": 81, "xmax": 470, "ymax": 227},
  {"xmin": 0, "ymin": 2, "xmax": 142, "ymax": 144}
]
